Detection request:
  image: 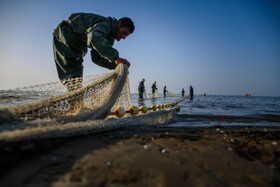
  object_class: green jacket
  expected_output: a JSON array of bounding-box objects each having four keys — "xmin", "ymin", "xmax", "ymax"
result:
[
  {"xmin": 152, "ymin": 84, "xmax": 157, "ymax": 93},
  {"xmin": 66, "ymin": 13, "xmax": 119, "ymax": 65}
]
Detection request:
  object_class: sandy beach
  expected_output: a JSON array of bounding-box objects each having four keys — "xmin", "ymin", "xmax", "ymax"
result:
[{"xmin": 0, "ymin": 125, "xmax": 279, "ymax": 187}]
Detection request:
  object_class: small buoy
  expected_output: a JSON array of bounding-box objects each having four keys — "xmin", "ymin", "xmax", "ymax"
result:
[
  {"xmin": 160, "ymin": 104, "xmax": 164, "ymax": 109},
  {"xmin": 156, "ymin": 105, "xmax": 160, "ymax": 110},
  {"xmin": 114, "ymin": 107, "xmax": 125, "ymax": 117},
  {"xmin": 128, "ymin": 106, "xmax": 139, "ymax": 115},
  {"xmin": 139, "ymin": 106, "xmax": 148, "ymax": 113},
  {"xmin": 150, "ymin": 105, "xmax": 157, "ymax": 111}
]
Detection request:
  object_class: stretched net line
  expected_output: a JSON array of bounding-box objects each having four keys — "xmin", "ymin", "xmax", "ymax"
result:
[
  {"xmin": 167, "ymin": 91, "xmax": 180, "ymax": 97},
  {"xmin": 144, "ymin": 90, "xmax": 149, "ymax": 99},
  {"xmin": 0, "ymin": 64, "xmax": 130, "ymax": 122},
  {"xmin": 152, "ymin": 90, "xmax": 162, "ymax": 98},
  {"xmin": 154, "ymin": 90, "xmax": 161, "ymax": 98}
]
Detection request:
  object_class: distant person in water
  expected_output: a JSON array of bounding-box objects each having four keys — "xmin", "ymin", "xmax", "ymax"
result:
[
  {"xmin": 163, "ymin": 86, "xmax": 168, "ymax": 97},
  {"xmin": 152, "ymin": 81, "xmax": 158, "ymax": 98},
  {"xmin": 138, "ymin": 78, "xmax": 145, "ymax": 99},
  {"xmin": 182, "ymin": 88, "xmax": 185, "ymax": 96},
  {"xmin": 189, "ymin": 85, "xmax": 194, "ymax": 100}
]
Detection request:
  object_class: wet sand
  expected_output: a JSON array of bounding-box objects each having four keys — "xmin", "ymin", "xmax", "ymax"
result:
[{"xmin": 0, "ymin": 125, "xmax": 280, "ymax": 187}]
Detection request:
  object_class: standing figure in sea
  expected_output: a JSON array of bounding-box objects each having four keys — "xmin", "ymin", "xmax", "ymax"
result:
[
  {"xmin": 163, "ymin": 86, "xmax": 168, "ymax": 97},
  {"xmin": 152, "ymin": 81, "xmax": 158, "ymax": 98},
  {"xmin": 189, "ymin": 85, "xmax": 194, "ymax": 100},
  {"xmin": 52, "ymin": 13, "xmax": 135, "ymax": 111},
  {"xmin": 182, "ymin": 88, "xmax": 185, "ymax": 97},
  {"xmin": 138, "ymin": 78, "xmax": 145, "ymax": 99}
]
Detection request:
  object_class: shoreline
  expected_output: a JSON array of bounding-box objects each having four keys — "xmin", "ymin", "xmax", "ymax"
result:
[{"xmin": 0, "ymin": 125, "xmax": 280, "ymax": 186}]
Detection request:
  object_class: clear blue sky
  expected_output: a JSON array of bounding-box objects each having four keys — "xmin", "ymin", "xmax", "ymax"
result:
[{"xmin": 0, "ymin": 0, "xmax": 279, "ymax": 96}]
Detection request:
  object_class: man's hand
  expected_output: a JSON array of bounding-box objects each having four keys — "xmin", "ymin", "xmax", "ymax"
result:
[{"xmin": 115, "ymin": 58, "xmax": 131, "ymax": 68}]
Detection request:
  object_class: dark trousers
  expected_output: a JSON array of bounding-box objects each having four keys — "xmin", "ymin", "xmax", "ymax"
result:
[
  {"xmin": 139, "ymin": 92, "xmax": 144, "ymax": 99},
  {"xmin": 53, "ymin": 21, "xmax": 87, "ymax": 82},
  {"xmin": 53, "ymin": 21, "xmax": 87, "ymax": 111}
]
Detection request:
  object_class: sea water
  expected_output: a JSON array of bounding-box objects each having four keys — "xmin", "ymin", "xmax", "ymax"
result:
[
  {"xmin": 1, "ymin": 92, "xmax": 280, "ymax": 128},
  {"xmin": 131, "ymin": 93, "xmax": 280, "ymax": 127}
]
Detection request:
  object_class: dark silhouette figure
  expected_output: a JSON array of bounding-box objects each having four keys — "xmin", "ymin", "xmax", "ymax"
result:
[
  {"xmin": 152, "ymin": 81, "xmax": 158, "ymax": 98},
  {"xmin": 163, "ymin": 86, "xmax": 168, "ymax": 97},
  {"xmin": 138, "ymin": 78, "xmax": 145, "ymax": 99},
  {"xmin": 189, "ymin": 85, "xmax": 194, "ymax": 100}
]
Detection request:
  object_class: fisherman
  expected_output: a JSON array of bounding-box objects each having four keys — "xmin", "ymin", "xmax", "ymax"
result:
[
  {"xmin": 163, "ymin": 86, "xmax": 168, "ymax": 97},
  {"xmin": 53, "ymin": 13, "xmax": 134, "ymax": 91},
  {"xmin": 152, "ymin": 81, "xmax": 158, "ymax": 98},
  {"xmin": 189, "ymin": 85, "xmax": 194, "ymax": 100},
  {"xmin": 138, "ymin": 78, "xmax": 145, "ymax": 99},
  {"xmin": 52, "ymin": 13, "xmax": 134, "ymax": 111}
]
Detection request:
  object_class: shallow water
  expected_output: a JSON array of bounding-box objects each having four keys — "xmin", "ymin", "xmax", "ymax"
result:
[
  {"xmin": 1, "ymin": 91, "xmax": 280, "ymax": 128},
  {"xmin": 131, "ymin": 93, "xmax": 280, "ymax": 127}
]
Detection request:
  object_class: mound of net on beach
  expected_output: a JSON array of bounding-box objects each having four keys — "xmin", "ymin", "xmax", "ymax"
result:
[{"xmin": 0, "ymin": 64, "xmax": 183, "ymax": 142}]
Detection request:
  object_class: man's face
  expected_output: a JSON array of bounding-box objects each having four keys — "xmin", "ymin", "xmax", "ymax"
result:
[{"xmin": 116, "ymin": 21, "xmax": 131, "ymax": 41}]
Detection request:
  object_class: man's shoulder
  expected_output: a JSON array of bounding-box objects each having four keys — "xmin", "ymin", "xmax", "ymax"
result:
[
  {"xmin": 69, "ymin": 12, "xmax": 111, "ymax": 21},
  {"xmin": 68, "ymin": 13, "xmax": 116, "ymax": 30},
  {"xmin": 70, "ymin": 12, "xmax": 102, "ymax": 17}
]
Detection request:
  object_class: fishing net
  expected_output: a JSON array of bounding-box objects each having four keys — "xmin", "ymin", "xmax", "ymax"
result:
[
  {"xmin": 0, "ymin": 64, "xmax": 183, "ymax": 142},
  {"xmin": 0, "ymin": 109, "xmax": 177, "ymax": 142},
  {"xmin": 0, "ymin": 64, "xmax": 131, "ymax": 122},
  {"xmin": 167, "ymin": 91, "xmax": 180, "ymax": 97}
]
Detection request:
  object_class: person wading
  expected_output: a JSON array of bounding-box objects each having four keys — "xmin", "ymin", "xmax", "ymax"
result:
[{"xmin": 138, "ymin": 78, "xmax": 145, "ymax": 99}]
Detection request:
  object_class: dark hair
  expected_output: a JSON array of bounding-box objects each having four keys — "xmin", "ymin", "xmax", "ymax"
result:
[{"xmin": 118, "ymin": 17, "xmax": 135, "ymax": 33}]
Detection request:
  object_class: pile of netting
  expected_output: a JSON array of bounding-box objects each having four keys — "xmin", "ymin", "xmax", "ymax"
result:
[
  {"xmin": 0, "ymin": 64, "xmax": 183, "ymax": 142},
  {"xmin": 0, "ymin": 64, "xmax": 131, "ymax": 122}
]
